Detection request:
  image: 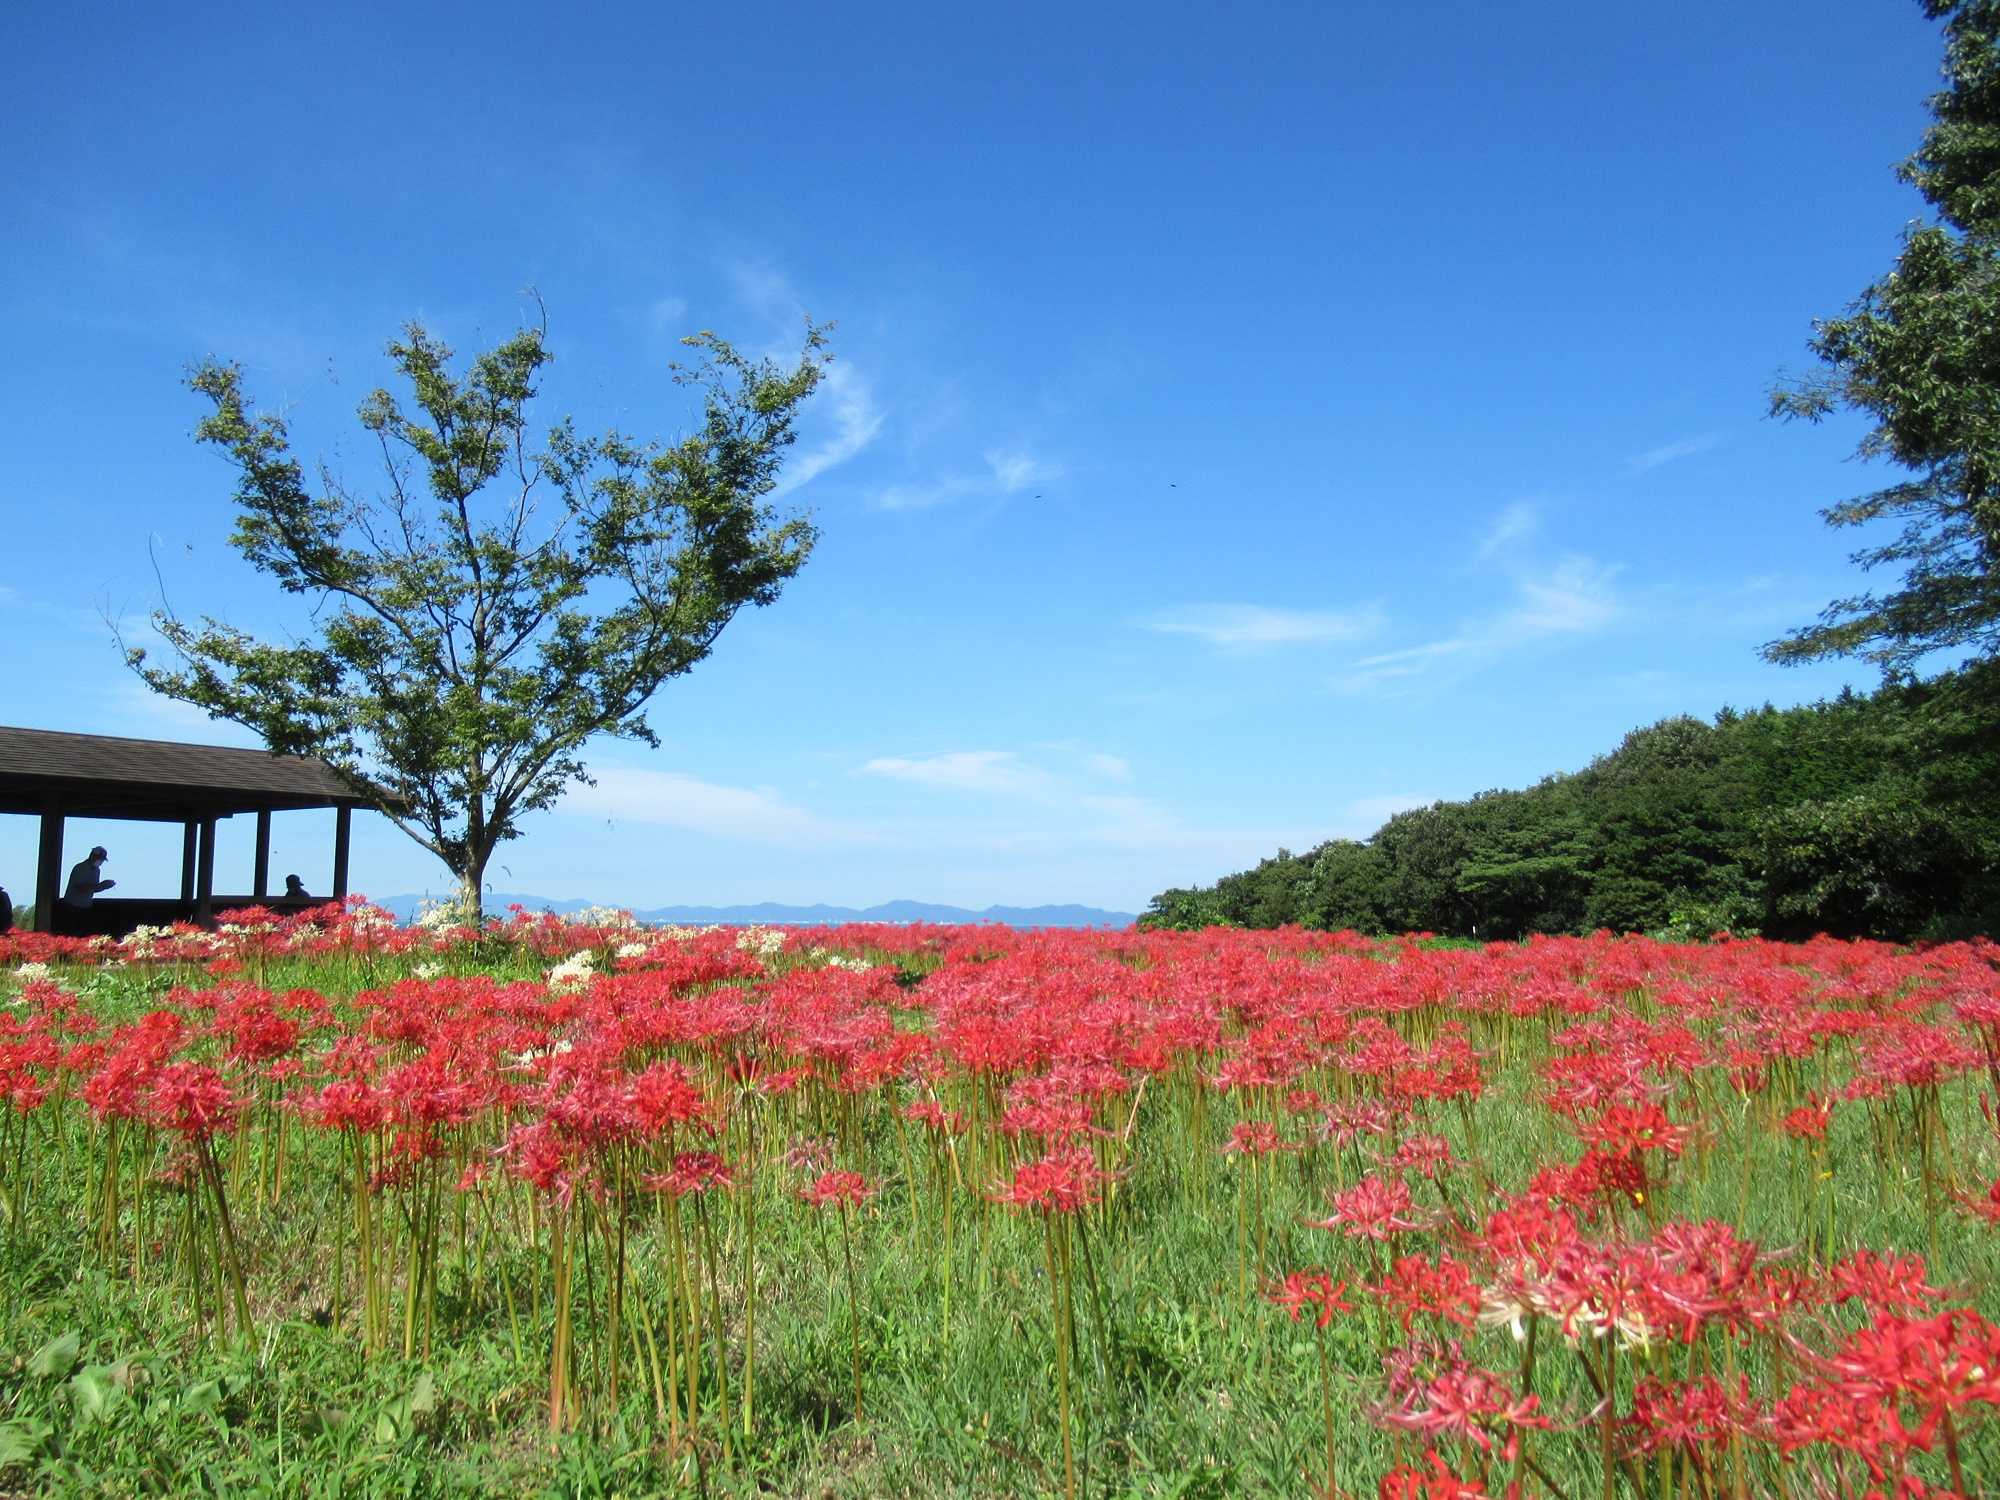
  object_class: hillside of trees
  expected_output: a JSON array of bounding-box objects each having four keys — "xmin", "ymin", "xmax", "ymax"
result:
[{"xmin": 1143, "ymin": 662, "xmax": 2000, "ymax": 942}]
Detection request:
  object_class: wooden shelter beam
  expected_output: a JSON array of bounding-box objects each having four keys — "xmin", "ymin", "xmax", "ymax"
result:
[
  {"xmin": 253, "ymin": 809, "xmax": 271, "ymax": 900},
  {"xmin": 34, "ymin": 799, "xmax": 63, "ymax": 934},
  {"xmin": 332, "ymin": 805, "xmax": 352, "ymax": 900},
  {"xmin": 194, "ymin": 817, "xmax": 216, "ymax": 927}
]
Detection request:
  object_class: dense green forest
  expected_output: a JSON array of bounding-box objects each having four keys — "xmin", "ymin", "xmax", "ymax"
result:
[{"xmin": 1144, "ymin": 662, "xmax": 2000, "ymax": 941}]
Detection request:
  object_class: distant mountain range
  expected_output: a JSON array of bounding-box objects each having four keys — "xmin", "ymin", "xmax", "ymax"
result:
[{"xmin": 369, "ymin": 894, "xmax": 1135, "ymax": 929}]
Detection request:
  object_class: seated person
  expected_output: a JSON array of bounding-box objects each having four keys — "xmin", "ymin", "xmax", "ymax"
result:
[{"xmin": 284, "ymin": 874, "xmax": 311, "ymax": 899}]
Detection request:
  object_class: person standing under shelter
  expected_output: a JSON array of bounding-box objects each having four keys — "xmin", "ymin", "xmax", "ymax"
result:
[{"xmin": 63, "ymin": 846, "xmax": 115, "ymax": 908}]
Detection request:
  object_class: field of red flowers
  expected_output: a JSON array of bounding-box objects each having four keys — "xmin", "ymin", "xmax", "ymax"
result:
[{"xmin": 0, "ymin": 906, "xmax": 1995, "ymax": 1498}]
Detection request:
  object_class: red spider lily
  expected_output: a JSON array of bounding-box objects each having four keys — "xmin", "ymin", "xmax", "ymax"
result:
[
  {"xmin": 798, "ymin": 1169, "xmax": 873, "ymax": 1209},
  {"xmin": 998, "ymin": 1098, "xmax": 1099, "ymax": 1143},
  {"xmin": 647, "ymin": 1150, "xmax": 735, "ymax": 1197},
  {"xmin": 1577, "ymin": 1102, "xmax": 1690, "ymax": 1158},
  {"xmin": 1383, "ymin": 1133, "xmax": 1458, "ymax": 1179},
  {"xmin": 1528, "ymin": 1148, "xmax": 1647, "ymax": 1216},
  {"xmin": 1321, "ymin": 1098, "xmax": 1406, "ymax": 1148},
  {"xmin": 1315, "ymin": 1174, "xmax": 1428, "ymax": 1240},
  {"xmin": 1814, "ymin": 1307, "xmax": 2000, "ymax": 1465},
  {"xmin": 1620, "ymin": 1374, "xmax": 1747, "ymax": 1457},
  {"xmin": 784, "ymin": 1135, "xmax": 837, "ymax": 1173},
  {"xmin": 1374, "ymin": 1337, "xmax": 1547, "ymax": 1458},
  {"xmin": 142, "ymin": 1062, "xmax": 248, "ymax": 1140},
  {"xmin": 506, "ymin": 1120, "xmax": 583, "ymax": 1202},
  {"xmin": 1267, "ymin": 1269, "xmax": 1354, "ymax": 1328},
  {"xmin": 78, "ymin": 1011, "xmax": 187, "ymax": 1122},
  {"xmin": 988, "ymin": 1145, "xmax": 1107, "ymax": 1214},
  {"xmin": 904, "ymin": 1098, "xmax": 969, "ymax": 1135},
  {"xmin": 1376, "ymin": 1452, "xmax": 1505, "ymax": 1499},
  {"xmin": 1858, "ymin": 1020, "xmax": 1981, "ymax": 1092},
  {"xmin": 1478, "ymin": 1193, "xmax": 1581, "ymax": 1269},
  {"xmin": 1367, "ymin": 1254, "xmax": 1481, "ymax": 1331},
  {"xmin": 1781, "ymin": 1092, "xmax": 1836, "ymax": 1141},
  {"xmin": 290, "ymin": 1077, "xmax": 391, "ymax": 1134},
  {"xmin": 628, "ymin": 1059, "xmax": 714, "ymax": 1135},
  {"xmin": 1826, "ymin": 1250, "xmax": 1942, "ymax": 1316},
  {"xmin": 1955, "ymin": 1176, "xmax": 2000, "ymax": 1226},
  {"xmin": 1221, "ymin": 1119, "xmax": 1295, "ymax": 1156}
]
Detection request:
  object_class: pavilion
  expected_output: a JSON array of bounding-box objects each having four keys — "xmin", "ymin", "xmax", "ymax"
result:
[{"xmin": 0, "ymin": 726, "xmax": 394, "ymax": 935}]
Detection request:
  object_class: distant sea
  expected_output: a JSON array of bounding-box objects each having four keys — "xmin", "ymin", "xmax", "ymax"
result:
[{"xmin": 369, "ymin": 894, "xmax": 1136, "ymax": 930}]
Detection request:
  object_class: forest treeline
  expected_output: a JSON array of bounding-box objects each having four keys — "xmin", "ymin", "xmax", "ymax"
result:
[{"xmin": 1143, "ymin": 662, "xmax": 2000, "ymax": 942}]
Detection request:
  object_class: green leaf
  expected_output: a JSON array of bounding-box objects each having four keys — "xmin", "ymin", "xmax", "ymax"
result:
[
  {"xmin": 69, "ymin": 1366, "xmax": 120, "ymax": 1424},
  {"xmin": 301, "ymin": 1407, "xmax": 348, "ymax": 1436},
  {"xmin": 27, "ymin": 1331, "xmax": 79, "ymax": 1380},
  {"xmin": 0, "ymin": 1418, "xmax": 50, "ymax": 1466},
  {"xmin": 409, "ymin": 1370, "xmax": 436, "ymax": 1415}
]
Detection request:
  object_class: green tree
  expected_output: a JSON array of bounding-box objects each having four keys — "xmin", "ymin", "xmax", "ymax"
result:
[
  {"xmin": 1768, "ymin": 1, "xmax": 2000, "ymax": 671},
  {"xmin": 1146, "ymin": 672, "xmax": 2000, "ymax": 942},
  {"xmin": 130, "ymin": 314, "xmax": 829, "ymax": 917},
  {"xmin": 1753, "ymin": 794, "xmax": 1977, "ymax": 941},
  {"xmin": 1299, "ymin": 839, "xmax": 1391, "ymax": 933}
]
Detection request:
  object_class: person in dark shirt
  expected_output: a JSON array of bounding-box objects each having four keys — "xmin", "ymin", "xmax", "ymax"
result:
[
  {"xmin": 284, "ymin": 874, "xmax": 310, "ymax": 899},
  {"xmin": 0, "ymin": 886, "xmax": 12, "ymax": 933},
  {"xmin": 63, "ymin": 847, "xmax": 115, "ymax": 907}
]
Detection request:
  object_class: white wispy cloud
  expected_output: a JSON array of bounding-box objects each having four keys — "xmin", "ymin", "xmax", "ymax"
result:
[
  {"xmin": 560, "ymin": 768, "xmax": 867, "ymax": 847},
  {"xmin": 985, "ymin": 448, "xmax": 1060, "ymax": 493},
  {"xmin": 1343, "ymin": 556, "xmax": 1619, "ymax": 686},
  {"xmin": 1629, "ymin": 433, "xmax": 1720, "ymax": 473},
  {"xmin": 645, "ymin": 296, "xmax": 689, "ymax": 333},
  {"xmin": 773, "ymin": 361, "xmax": 883, "ymax": 494},
  {"xmin": 1513, "ymin": 556, "xmax": 1621, "ymax": 633},
  {"xmin": 860, "ymin": 750, "xmax": 1044, "ymax": 795},
  {"xmin": 1142, "ymin": 603, "xmax": 1382, "ymax": 648},
  {"xmin": 871, "ymin": 446, "xmax": 1062, "ymax": 511},
  {"xmin": 1478, "ymin": 501, "xmax": 1540, "ymax": 557},
  {"xmin": 1029, "ymin": 742, "xmax": 1133, "ymax": 780}
]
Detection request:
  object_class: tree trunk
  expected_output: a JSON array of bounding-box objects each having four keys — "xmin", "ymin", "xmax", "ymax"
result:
[
  {"xmin": 458, "ymin": 793, "xmax": 491, "ymax": 924},
  {"xmin": 458, "ymin": 846, "xmax": 490, "ymax": 925}
]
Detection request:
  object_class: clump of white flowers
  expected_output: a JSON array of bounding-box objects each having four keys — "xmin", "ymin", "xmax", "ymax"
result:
[
  {"xmin": 657, "ymin": 924, "xmax": 718, "ymax": 942},
  {"xmin": 806, "ymin": 949, "xmax": 874, "ymax": 972},
  {"xmin": 413, "ymin": 960, "xmax": 445, "ymax": 980},
  {"xmin": 545, "ymin": 950, "xmax": 597, "ymax": 992},
  {"xmin": 119, "ymin": 926, "xmax": 176, "ymax": 960},
  {"xmin": 614, "ymin": 941, "xmax": 650, "ymax": 960},
  {"xmin": 567, "ymin": 905, "xmax": 641, "ymax": 931},
  {"xmin": 416, "ymin": 897, "xmax": 481, "ymax": 931},
  {"xmin": 13, "ymin": 962, "xmax": 52, "ymax": 982},
  {"xmin": 734, "ymin": 926, "xmax": 786, "ymax": 957}
]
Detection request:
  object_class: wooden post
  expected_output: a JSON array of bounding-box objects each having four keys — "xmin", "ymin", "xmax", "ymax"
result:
[
  {"xmin": 33, "ymin": 801, "xmax": 64, "ymax": 934},
  {"xmin": 332, "ymin": 805, "xmax": 352, "ymax": 900},
  {"xmin": 194, "ymin": 817, "xmax": 217, "ymax": 927},
  {"xmin": 253, "ymin": 810, "xmax": 272, "ymax": 900},
  {"xmin": 180, "ymin": 821, "xmax": 198, "ymax": 905}
]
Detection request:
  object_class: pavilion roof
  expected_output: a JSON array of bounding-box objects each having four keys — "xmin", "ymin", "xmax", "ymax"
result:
[{"xmin": 0, "ymin": 726, "xmax": 387, "ymax": 821}]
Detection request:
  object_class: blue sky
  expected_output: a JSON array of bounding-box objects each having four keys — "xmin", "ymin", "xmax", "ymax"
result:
[{"xmin": 0, "ymin": 1, "xmax": 1952, "ymax": 912}]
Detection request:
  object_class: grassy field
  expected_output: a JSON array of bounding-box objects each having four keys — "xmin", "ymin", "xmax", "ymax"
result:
[{"xmin": 0, "ymin": 910, "xmax": 1994, "ymax": 1498}]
